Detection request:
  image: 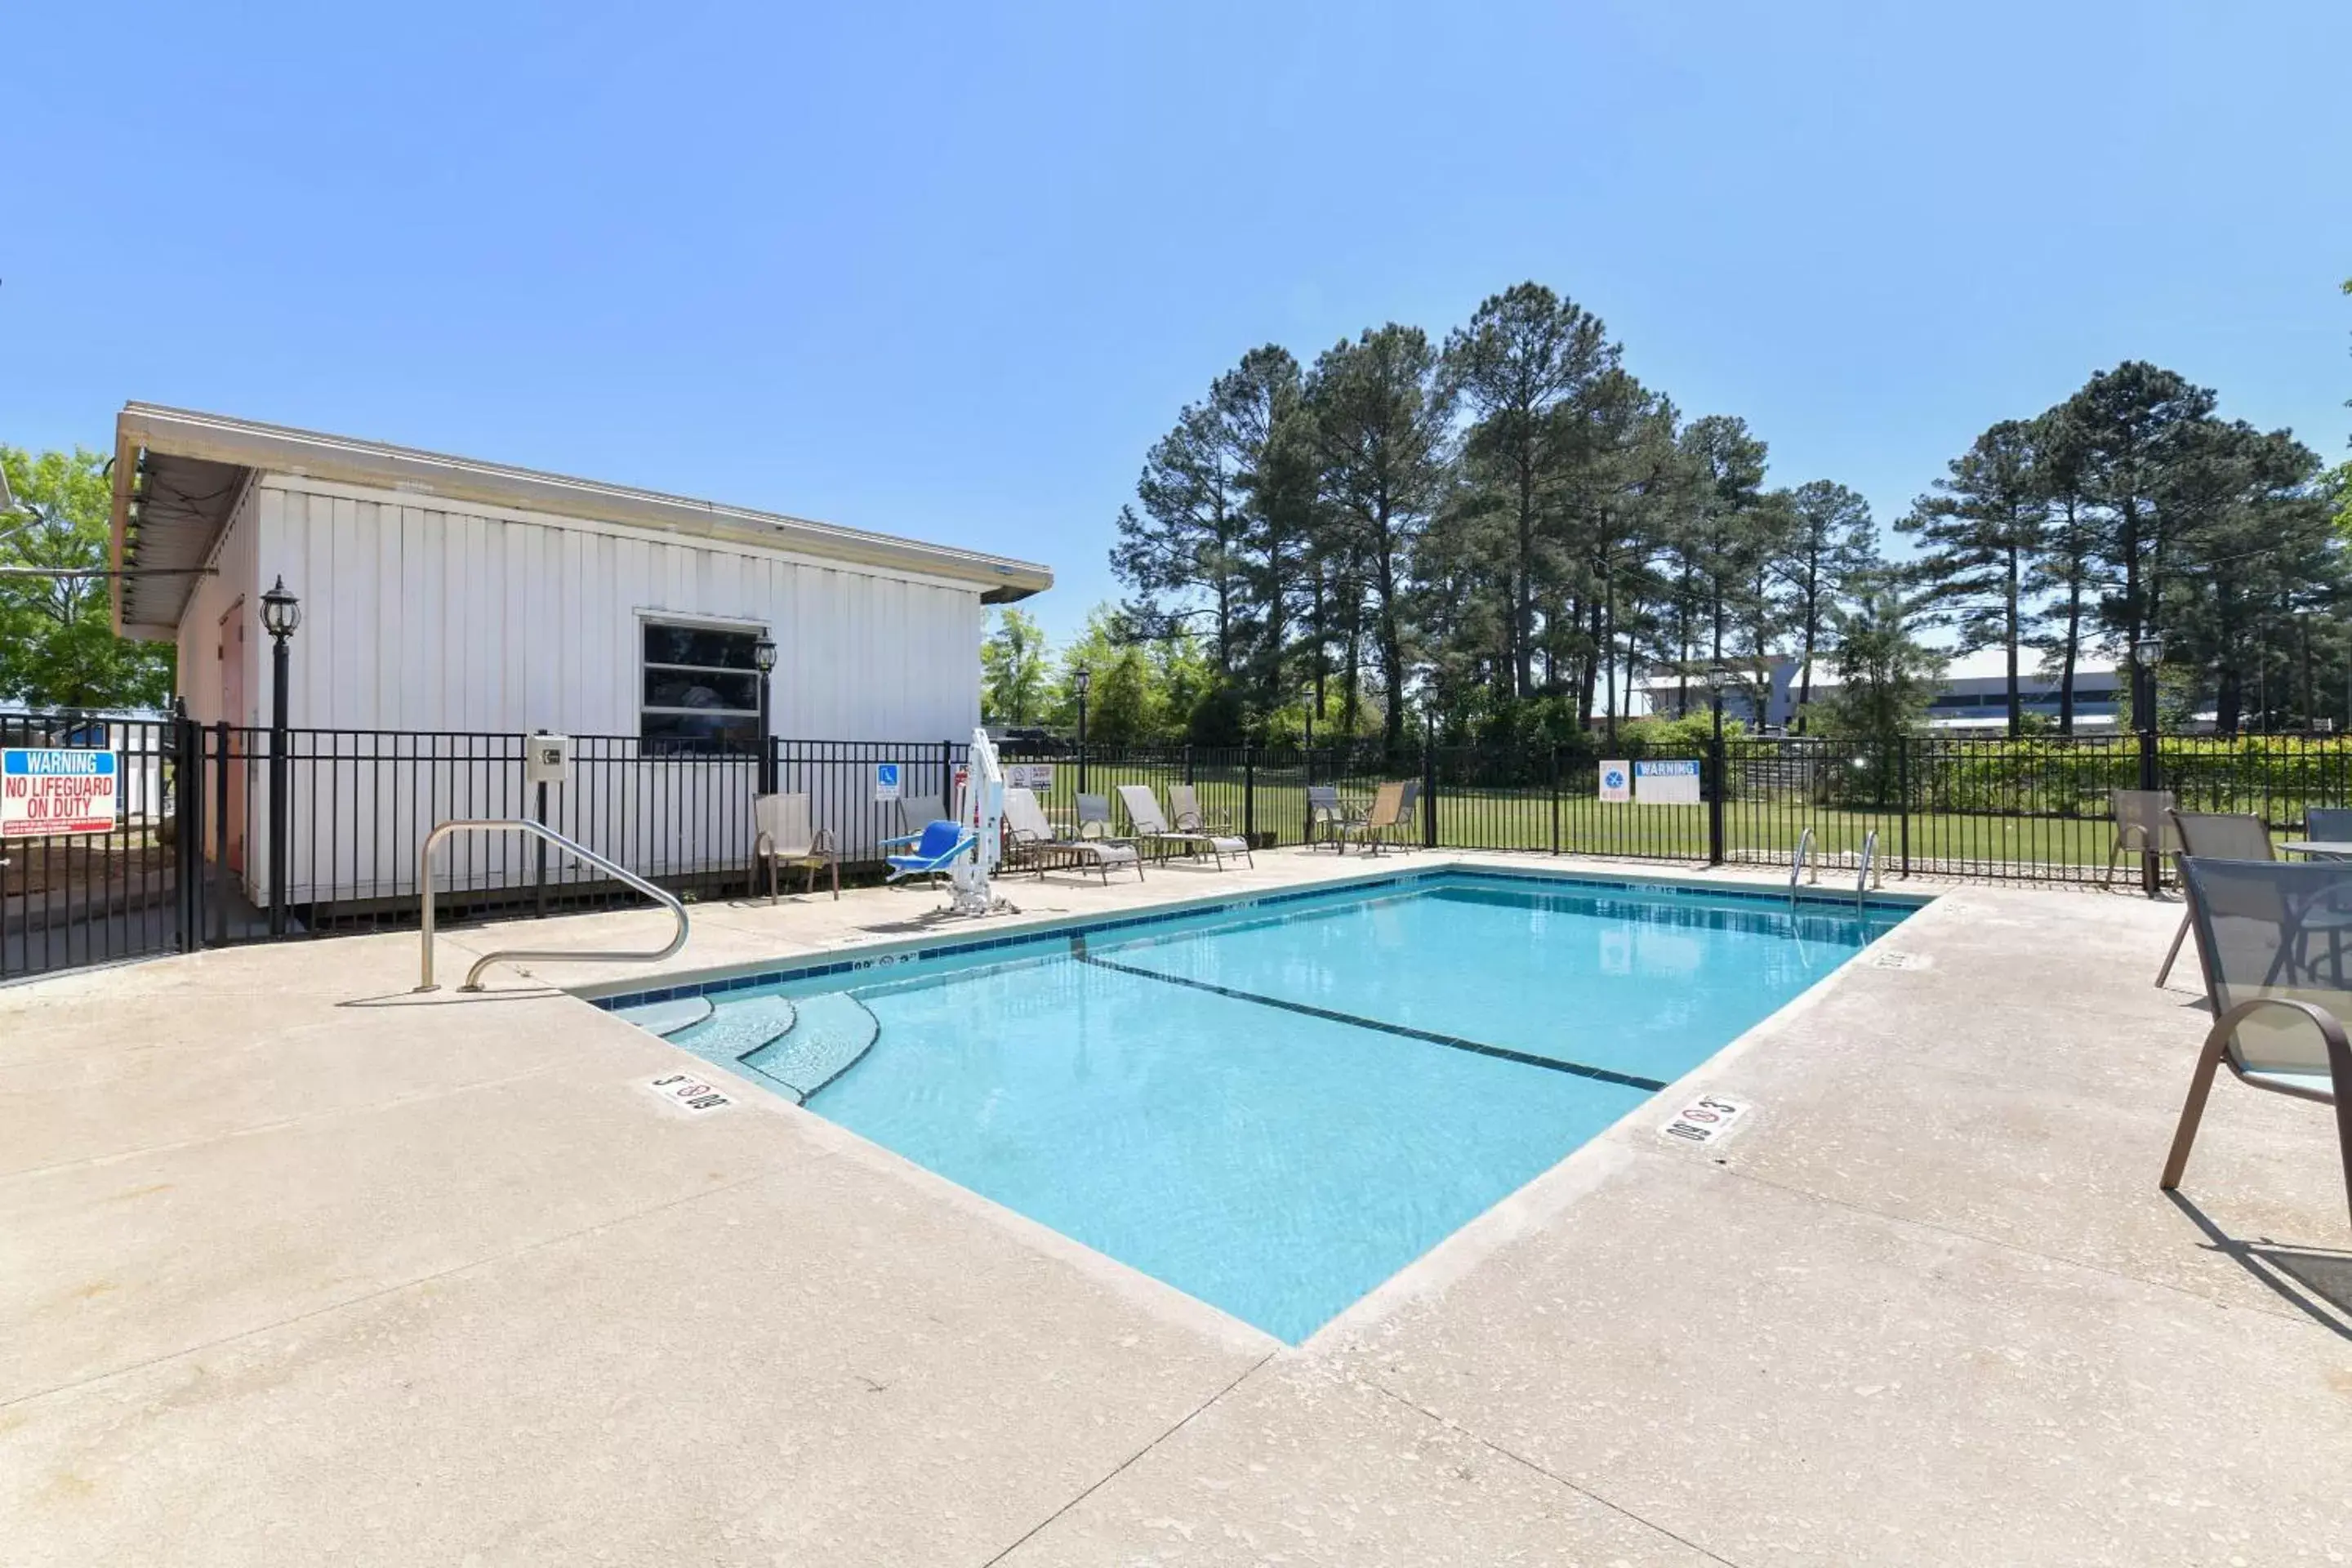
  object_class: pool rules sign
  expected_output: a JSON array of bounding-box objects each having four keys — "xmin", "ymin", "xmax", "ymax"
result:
[{"xmin": 1, "ymin": 748, "xmax": 119, "ymax": 837}]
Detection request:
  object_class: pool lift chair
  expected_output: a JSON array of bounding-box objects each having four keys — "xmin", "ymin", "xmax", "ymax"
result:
[{"xmin": 880, "ymin": 728, "xmax": 1013, "ymax": 918}]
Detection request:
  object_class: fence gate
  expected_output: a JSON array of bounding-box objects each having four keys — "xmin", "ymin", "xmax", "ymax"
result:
[{"xmin": 1, "ymin": 711, "xmax": 187, "ymax": 982}]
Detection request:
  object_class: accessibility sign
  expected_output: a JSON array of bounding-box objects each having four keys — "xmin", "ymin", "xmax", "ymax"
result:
[
  {"xmin": 1597, "ymin": 760, "xmax": 1631, "ymax": 804},
  {"xmin": 1, "ymin": 749, "xmax": 119, "ymax": 837},
  {"xmin": 872, "ymin": 762, "xmax": 902, "ymax": 802}
]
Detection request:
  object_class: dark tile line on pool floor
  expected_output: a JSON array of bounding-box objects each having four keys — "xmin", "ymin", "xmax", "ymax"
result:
[
  {"xmin": 590, "ymin": 865, "xmax": 1910, "ymax": 1013},
  {"xmin": 1068, "ymin": 944, "xmax": 1672, "ymax": 1093}
]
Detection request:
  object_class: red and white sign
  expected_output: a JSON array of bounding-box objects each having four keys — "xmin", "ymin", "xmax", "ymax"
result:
[
  {"xmin": 1, "ymin": 749, "xmax": 119, "ymax": 837},
  {"xmin": 1660, "ymin": 1094, "xmax": 1751, "ymax": 1147},
  {"xmin": 641, "ymin": 1072, "xmax": 734, "ymax": 1115}
]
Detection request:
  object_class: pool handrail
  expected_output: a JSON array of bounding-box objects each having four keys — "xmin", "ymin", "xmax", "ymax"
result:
[
  {"xmin": 1857, "ymin": 829, "xmax": 1878, "ymax": 908},
  {"xmin": 416, "ymin": 817, "xmax": 688, "ymax": 992},
  {"xmin": 1788, "ymin": 826, "xmax": 1816, "ymax": 898}
]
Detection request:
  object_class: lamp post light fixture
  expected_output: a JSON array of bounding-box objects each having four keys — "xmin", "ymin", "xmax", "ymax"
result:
[
  {"xmin": 1072, "ymin": 665, "xmax": 1092, "ymax": 794},
  {"xmin": 1704, "ymin": 664, "xmax": 1735, "ymax": 745},
  {"xmin": 1702, "ymin": 665, "xmax": 1735, "ymax": 867},
  {"xmin": 259, "ymin": 577, "xmax": 301, "ymax": 936},
  {"xmin": 751, "ymin": 634, "xmax": 778, "ymax": 795}
]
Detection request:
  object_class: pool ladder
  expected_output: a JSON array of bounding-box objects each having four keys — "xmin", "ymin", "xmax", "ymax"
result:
[
  {"xmin": 1856, "ymin": 829, "xmax": 1880, "ymax": 909},
  {"xmin": 1788, "ymin": 826, "xmax": 1817, "ymax": 902}
]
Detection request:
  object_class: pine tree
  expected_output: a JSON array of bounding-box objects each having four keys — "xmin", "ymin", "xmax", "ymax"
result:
[{"xmin": 1900, "ymin": 420, "xmax": 2046, "ymax": 735}]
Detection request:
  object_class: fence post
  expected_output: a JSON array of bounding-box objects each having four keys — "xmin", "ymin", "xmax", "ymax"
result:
[
  {"xmin": 1897, "ymin": 737, "xmax": 1912, "ymax": 880},
  {"xmin": 212, "ymin": 719, "xmax": 230, "ymax": 947},
  {"xmin": 1243, "ymin": 744, "xmax": 1256, "ymax": 844},
  {"xmin": 532, "ymin": 731, "xmax": 550, "ymax": 920},
  {"xmin": 1184, "ymin": 744, "xmax": 1196, "ymax": 786},
  {"xmin": 1421, "ymin": 722, "xmax": 1439, "ymax": 849},
  {"xmin": 1707, "ymin": 733, "xmax": 1726, "ymax": 866},
  {"xmin": 174, "ymin": 703, "xmax": 202, "ymax": 952},
  {"xmin": 2138, "ymin": 719, "xmax": 2161, "ymax": 897},
  {"xmin": 942, "ymin": 739, "xmax": 956, "ymax": 817},
  {"xmin": 1549, "ymin": 745, "xmax": 1561, "ymax": 856},
  {"xmin": 1303, "ymin": 743, "xmax": 1316, "ymax": 844}
]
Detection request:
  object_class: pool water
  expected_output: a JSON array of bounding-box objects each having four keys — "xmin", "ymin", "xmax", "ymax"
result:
[{"xmin": 622, "ymin": 871, "xmax": 1908, "ymax": 1343}]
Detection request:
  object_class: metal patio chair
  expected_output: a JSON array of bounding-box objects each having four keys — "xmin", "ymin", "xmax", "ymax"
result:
[
  {"xmin": 2163, "ymin": 855, "xmax": 2352, "ymax": 1232},
  {"xmin": 752, "ymin": 791, "xmax": 839, "ymax": 902},
  {"xmin": 1306, "ymin": 786, "xmax": 1351, "ymax": 853},
  {"xmin": 2107, "ymin": 788, "xmax": 2180, "ymax": 889},
  {"xmin": 1341, "ymin": 781, "xmax": 1413, "ymax": 857},
  {"xmin": 2304, "ymin": 808, "xmax": 2352, "ymax": 846}
]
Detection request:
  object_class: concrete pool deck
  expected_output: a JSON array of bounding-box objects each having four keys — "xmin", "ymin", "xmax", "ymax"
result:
[{"xmin": 4, "ymin": 849, "xmax": 2348, "ymax": 1565}]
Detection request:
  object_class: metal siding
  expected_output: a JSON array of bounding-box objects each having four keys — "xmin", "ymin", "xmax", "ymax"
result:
[{"xmin": 245, "ymin": 477, "xmax": 990, "ymax": 903}]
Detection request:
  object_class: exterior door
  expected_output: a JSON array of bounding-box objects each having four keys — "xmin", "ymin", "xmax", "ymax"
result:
[{"xmin": 220, "ymin": 601, "xmax": 247, "ymax": 875}]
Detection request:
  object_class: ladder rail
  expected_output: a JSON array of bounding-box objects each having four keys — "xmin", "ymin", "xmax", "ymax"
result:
[
  {"xmin": 416, "ymin": 818, "xmax": 688, "ymax": 991},
  {"xmin": 1788, "ymin": 826, "xmax": 1816, "ymax": 898},
  {"xmin": 1857, "ymin": 828, "xmax": 1878, "ymax": 909}
]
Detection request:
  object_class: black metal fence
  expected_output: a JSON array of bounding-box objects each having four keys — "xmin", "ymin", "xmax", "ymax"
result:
[{"xmin": 12, "ymin": 710, "xmax": 2352, "ymax": 981}]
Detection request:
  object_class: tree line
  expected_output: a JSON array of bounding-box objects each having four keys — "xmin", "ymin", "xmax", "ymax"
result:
[{"xmin": 989, "ymin": 279, "xmax": 2350, "ymax": 749}]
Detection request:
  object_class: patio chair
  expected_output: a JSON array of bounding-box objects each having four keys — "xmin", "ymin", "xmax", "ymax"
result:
[
  {"xmin": 1075, "ymin": 793, "xmax": 1126, "ymax": 843},
  {"xmin": 1003, "ymin": 786, "xmax": 1142, "ymax": 884},
  {"xmin": 752, "ymin": 791, "xmax": 839, "ymax": 902},
  {"xmin": 881, "ymin": 818, "xmax": 973, "ymax": 883},
  {"xmin": 2156, "ymin": 811, "xmax": 2276, "ymax": 987},
  {"xmin": 1306, "ymin": 786, "xmax": 1351, "ymax": 853},
  {"xmin": 2305, "ymin": 808, "xmax": 2352, "ymax": 844},
  {"xmin": 1116, "ymin": 784, "xmax": 1254, "ymax": 870},
  {"xmin": 2162, "ymin": 855, "xmax": 2352, "ymax": 1232},
  {"xmin": 1341, "ymin": 781, "xmax": 1414, "ymax": 856},
  {"xmin": 2106, "ymin": 788, "xmax": 2180, "ymax": 888}
]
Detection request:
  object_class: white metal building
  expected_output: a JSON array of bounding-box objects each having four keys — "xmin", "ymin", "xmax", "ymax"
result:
[{"xmin": 108, "ymin": 403, "xmax": 1051, "ymax": 907}]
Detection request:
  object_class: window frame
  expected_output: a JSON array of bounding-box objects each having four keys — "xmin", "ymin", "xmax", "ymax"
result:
[{"xmin": 637, "ymin": 612, "xmax": 770, "ymax": 757}]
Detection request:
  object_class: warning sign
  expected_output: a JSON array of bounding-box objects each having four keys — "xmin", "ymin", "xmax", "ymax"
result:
[{"xmin": 1, "ymin": 749, "xmax": 119, "ymax": 837}]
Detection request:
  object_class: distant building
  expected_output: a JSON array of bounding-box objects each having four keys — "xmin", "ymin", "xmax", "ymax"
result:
[{"xmin": 1634, "ymin": 651, "xmax": 2123, "ymax": 733}]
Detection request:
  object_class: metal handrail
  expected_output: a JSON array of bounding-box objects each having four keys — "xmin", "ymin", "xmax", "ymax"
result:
[
  {"xmin": 1857, "ymin": 829, "xmax": 1879, "ymax": 907},
  {"xmin": 1788, "ymin": 826, "xmax": 1816, "ymax": 898},
  {"xmin": 416, "ymin": 818, "xmax": 688, "ymax": 992}
]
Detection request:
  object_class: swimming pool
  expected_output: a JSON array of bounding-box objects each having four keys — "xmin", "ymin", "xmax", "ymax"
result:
[{"xmin": 608, "ymin": 869, "xmax": 1912, "ymax": 1342}]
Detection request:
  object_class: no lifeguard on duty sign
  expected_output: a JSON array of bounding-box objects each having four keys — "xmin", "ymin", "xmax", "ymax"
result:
[{"xmin": 1, "ymin": 749, "xmax": 119, "ymax": 837}]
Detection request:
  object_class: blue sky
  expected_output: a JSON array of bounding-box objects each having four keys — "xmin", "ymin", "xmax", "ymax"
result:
[{"xmin": 7, "ymin": 0, "xmax": 2347, "ymax": 649}]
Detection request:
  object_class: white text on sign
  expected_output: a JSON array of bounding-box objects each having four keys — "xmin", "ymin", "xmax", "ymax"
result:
[{"xmin": 0, "ymin": 749, "xmax": 120, "ymax": 837}]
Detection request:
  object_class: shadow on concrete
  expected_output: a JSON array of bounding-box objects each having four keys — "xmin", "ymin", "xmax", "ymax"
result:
[{"xmin": 2166, "ymin": 1190, "xmax": 2352, "ymax": 1339}]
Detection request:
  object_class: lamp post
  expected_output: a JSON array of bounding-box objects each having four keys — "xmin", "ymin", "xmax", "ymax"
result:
[
  {"xmin": 751, "ymin": 634, "xmax": 778, "ymax": 796},
  {"xmin": 1704, "ymin": 665, "xmax": 1734, "ymax": 866},
  {"xmin": 258, "ymin": 577, "xmax": 301, "ymax": 935},
  {"xmin": 2132, "ymin": 632, "xmax": 2166, "ymax": 896},
  {"xmin": 1072, "ymin": 665, "xmax": 1092, "ymax": 795}
]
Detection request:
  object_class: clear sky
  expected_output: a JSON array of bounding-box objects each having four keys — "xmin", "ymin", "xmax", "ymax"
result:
[{"xmin": 7, "ymin": 1, "xmax": 2347, "ymax": 648}]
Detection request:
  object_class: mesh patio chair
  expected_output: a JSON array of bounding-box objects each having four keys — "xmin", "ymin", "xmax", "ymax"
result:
[
  {"xmin": 1075, "ymin": 792, "xmax": 1126, "ymax": 842},
  {"xmin": 752, "ymin": 792, "xmax": 839, "ymax": 902},
  {"xmin": 1342, "ymin": 781, "xmax": 1414, "ymax": 857},
  {"xmin": 2155, "ymin": 811, "xmax": 2274, "ymax": 988},
  {"xmin": 1306, "ymin": 786, "xmax": 1351, "ymax": 853},
  {"xmin": 1169, "ymin": 783, "xmax": 1232, "ymax": 835},
  {"xmin": 2305, "ymin": 808, "xmax": 2352, "ymax": 844},
  {"xmin": 2108, "ymin": 789, "xmax": 2180, "ymax": 889},
  {"xmin": 2163, "ymin": 856, "xmax": 2352, "ymax": 1231}
]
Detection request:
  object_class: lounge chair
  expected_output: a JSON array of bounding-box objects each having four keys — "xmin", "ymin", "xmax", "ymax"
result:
[
  {"xmin": 752, "ymin": 791, "xmax": 839, "ymax": 902},
  {"xmin": 1116, "ymin": 784, "xmax": 1254, "ymax": 870},
  {"xmin": 1004, "ymin": 786, "xmax": 1142, "ymax": 884},
  {"xmin": 1075, "ymin": 793, "xmax": 1125, "ymax": 844},
  {"xmin": 2107, "ymin": 788, "xmax": 2180, "ymax": 888},
  {"xmin": 881, "ymin": 819, "xmax": 973, "ymax": 883},
  {"xmin": 2161, "ymin": 855, "xmax": 2352, "ymax": 1232},
  {"xmin": 1169, "ymin": 783, "xmax": 1232, "ymax": 835}
]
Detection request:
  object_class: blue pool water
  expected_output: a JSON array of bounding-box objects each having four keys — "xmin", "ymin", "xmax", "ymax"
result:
[{"xmin": 620, "ymin": 871, "xmax": 1909, "ymax": 1343}]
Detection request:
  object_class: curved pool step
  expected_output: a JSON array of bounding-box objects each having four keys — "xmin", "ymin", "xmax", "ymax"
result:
[
  {"xmin": 664, "ymin": 993, "xmax": 798, "ymax": 1067},
  {"xmin": 612, "ymin": 996, "xmax": 714, "ymax": 1036},
  {"xmin": 741, "ymin": 992, "xmax": 881, "ymax": 1102}
]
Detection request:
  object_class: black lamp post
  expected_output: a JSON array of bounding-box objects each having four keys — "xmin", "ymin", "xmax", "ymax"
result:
[
  {"xmin": 1072, "ymin": 665, "xmax": 1092, "ymax": 795},
  {"xmin": 258, "ymin": 577, "xmax": 301, "ymax": 935},
  {"xmin": 752, "ymin": 634, "xmax": 778, "ymax": 795},
  {"xmin": 2132, "ymin": 632, "xmax": 2165, "ymax": 894}
]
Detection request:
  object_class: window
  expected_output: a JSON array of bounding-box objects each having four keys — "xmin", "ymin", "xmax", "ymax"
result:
[{"xmin": 641, "ymin": 620, "xmax": 765, "ymax": 755}]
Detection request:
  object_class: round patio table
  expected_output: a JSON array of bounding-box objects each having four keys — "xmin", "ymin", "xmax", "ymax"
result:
[{"xmin": 2275, "ymin": 840, "xmax": 2352, "ymax": 861}]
